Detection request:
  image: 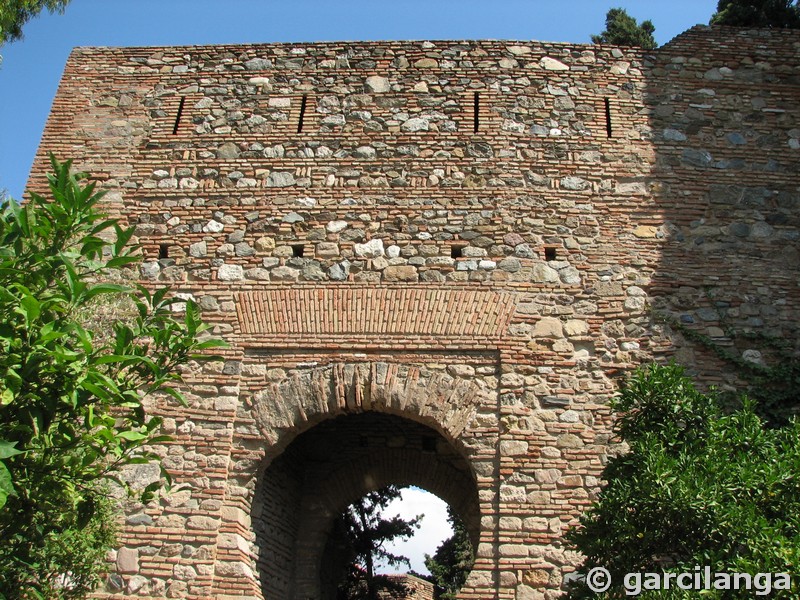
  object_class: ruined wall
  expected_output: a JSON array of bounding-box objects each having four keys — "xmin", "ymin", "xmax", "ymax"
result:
[
  {"xmin": 26, "ymin": 25, "xmax": 800, "ymax": 600},
  {"xmin": 380, "ymin": 575, "xmax": 435, "ymax": 600}
]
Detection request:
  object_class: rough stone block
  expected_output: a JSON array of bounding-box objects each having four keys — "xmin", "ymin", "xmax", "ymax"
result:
[{"xmin": 116, "ymin": 547, "xmax": 139, "ymax": 574}]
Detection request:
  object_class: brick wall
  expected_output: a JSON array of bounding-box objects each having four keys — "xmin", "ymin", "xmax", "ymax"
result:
[
  {"xmin": 27, "ymin": 25, "xmax": 800, "ymax": 600},
  {"xmin": 381, "ymin": 574, "xmax": 435, "ymax": 600}
]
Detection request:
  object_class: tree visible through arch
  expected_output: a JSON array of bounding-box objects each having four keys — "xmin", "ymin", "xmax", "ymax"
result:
[
  {"xmin": 335, "ymin": 485, "xmax": 421, "ymax": 600},
  {"xmin": 251, "ymin": 411, "xmax": 482, "ymax": 600},
  {"xmin": 424, "ymin": 507, "xmax": 475, "ymax": 600}
]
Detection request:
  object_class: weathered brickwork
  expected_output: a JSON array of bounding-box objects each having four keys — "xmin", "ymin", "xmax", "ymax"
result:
[
  {"xmin": 381, "ymin": 575, "xmax": 435, "ymax": 600},
  {"xmin": 26, "ymin": 25, "xmax": 800, "ymax": 600}
]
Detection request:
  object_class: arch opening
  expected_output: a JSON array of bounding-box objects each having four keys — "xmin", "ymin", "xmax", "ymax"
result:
[
  {"xmin": 251, "ymin": 411, "xmax": 481, "ymax": 600},
  {"xmin": 325, "ymin": 485, "xmax": 475, "ymax": 600}
]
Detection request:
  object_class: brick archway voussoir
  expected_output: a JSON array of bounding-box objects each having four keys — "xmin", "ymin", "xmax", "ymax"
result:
[{"xmin": 250, "ymin": 361, "xmax": 490, "ymax": 455}]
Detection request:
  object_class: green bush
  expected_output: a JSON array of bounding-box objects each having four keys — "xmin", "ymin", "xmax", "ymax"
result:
[
  {"xmin": 0, "ymin": 157, "xmax": 224, "ymax": 598},
  {"xmin": 0, "ymin": 485, "xmax": 116, "ymax": 598},
  {"xmin": 711, "ymin": 0, "xmax": 800, "ymax": 28},
  {"xmin": 568, "ymin": 363, "xmax": 800, "ymax": 598}
]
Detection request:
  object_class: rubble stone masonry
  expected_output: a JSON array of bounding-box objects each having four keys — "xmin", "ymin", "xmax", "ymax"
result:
[{"xmin": 26, "ymin": 25, "xmax": 800, "ymax": 600}]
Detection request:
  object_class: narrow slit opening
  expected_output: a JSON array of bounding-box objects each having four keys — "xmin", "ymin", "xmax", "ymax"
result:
[
  {"xmin": 473, "ymin": 92, "xmax": 480, "ymax": 133},
  {"xmin": 172, "ymin": 97, "xmax": 186, "ymax": 135},
  {"xmin": 159, "ymin": 244, "xmax": 170, "ymax": 259},
  {"xmin": 297, "ymin": 95, "xmax": 308, "ymax": 133},
  {"xmin": 604, "ymin": 97, "xmax": 612, "ymax": 138}
]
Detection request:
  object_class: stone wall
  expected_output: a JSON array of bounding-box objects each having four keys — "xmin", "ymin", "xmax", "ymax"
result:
[
  {"xmin": 647, "ymin": 26, "xmax": 800, "ymax": 389},
  {"xmin": 381, "ymin": 575, "xmax": 435, "ymax": 600},
  {"xmin": 26, "ymin": 25, "xmax": 800, "ymax": 600}
]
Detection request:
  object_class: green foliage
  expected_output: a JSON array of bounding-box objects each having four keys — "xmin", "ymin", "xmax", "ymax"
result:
[
  {"xmin": 337, "ymin": 485, "xmax": 421, "ymax": 600},
  {"xmin": 568, "ymin": 363, "xmax": 800, "ymax": 599},
  {"xmin": 0, "ymin": 0, "xmax": 71, "ymax": 44},
  {"xmin": 0, "ymin": 156, "xmax": 225, "ymax": 598},
  {"xmin": 424, "ymin": 508, "xmax": 474, "ymax": 600},
  {"xmin": 0, "ymin": 486, "xmax": 116, "ymax": 599},
  {"xmin": 711, "ymin": 0, "xmax": 800, "ymax": 28},
  {"xmin": 591, "ymin": 8, "xmax": 657, "ymax": 49}
]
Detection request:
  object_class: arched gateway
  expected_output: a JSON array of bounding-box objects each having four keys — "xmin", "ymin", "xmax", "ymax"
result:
[
  {"xmin": 220, "ymin": 304, "xmax": 511, "ymax": 599},
  {"xmin": 25, "ymin": 26, "xmax": 800, "ymax": 599},
  {"xmin": 254, "ymin": 400, "xmax": 482, "ymax": 598}
]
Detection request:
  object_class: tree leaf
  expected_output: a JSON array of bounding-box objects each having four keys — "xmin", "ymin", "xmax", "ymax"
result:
[
  {"xmin": 0, "ymin": 440, "xmax": 24, "ymax": 460},
  {"xmin": 117, "ymin": 430, "xmax": 148, "ymax": 441},
  {"xmin": 0, "ymin": 462, "xmax": 15, "ymax": 510}
]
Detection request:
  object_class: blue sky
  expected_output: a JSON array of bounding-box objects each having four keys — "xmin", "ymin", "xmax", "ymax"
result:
[
  {"xmin": 0, "ymin": 0, "xmax": 719, "ymax": 199},
  {"xmin": 382, "ymin": 487, "xmax": 451, "ymax": 575}
]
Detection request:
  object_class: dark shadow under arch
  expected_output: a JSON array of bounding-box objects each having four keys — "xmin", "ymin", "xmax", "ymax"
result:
[{"xmin": 252, "ymin": 411, "xmax": 481, "ymax": 600}]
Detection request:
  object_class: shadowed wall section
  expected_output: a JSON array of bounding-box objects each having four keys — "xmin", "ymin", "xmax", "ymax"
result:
[{"xmin": 646, "ymin": 27, "xmax": 800, "ymax": 393}]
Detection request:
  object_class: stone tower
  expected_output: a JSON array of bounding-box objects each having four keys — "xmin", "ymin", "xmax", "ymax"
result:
[{"xmin": 26, "ymin": 25, "xmax": 800, "ymax": 599}]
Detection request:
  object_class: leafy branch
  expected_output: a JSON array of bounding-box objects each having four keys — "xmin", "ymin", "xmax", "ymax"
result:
[{"xmin": 0, "ymin": 156, "xmax": 226, "ymax": 598}]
